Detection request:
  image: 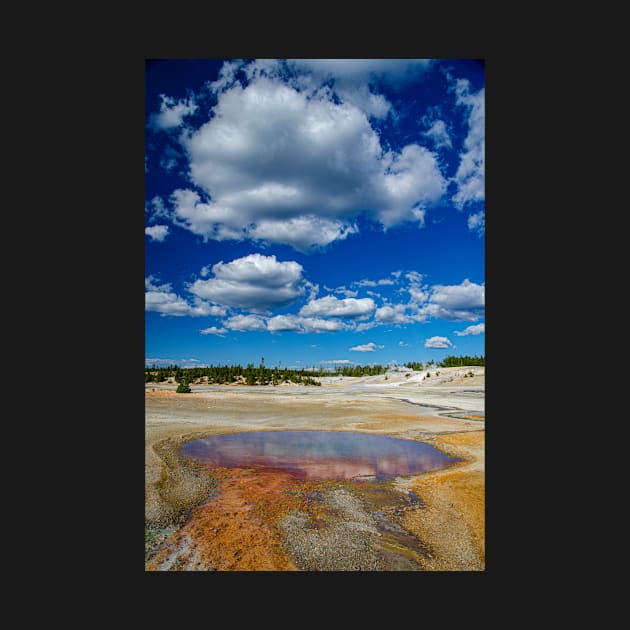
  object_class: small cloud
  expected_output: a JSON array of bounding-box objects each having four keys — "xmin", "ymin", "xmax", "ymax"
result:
[
  {"xmin": 453, "ymin": 323, "xmax": 485, "ymax": 337},
  {"xmin": 319, "ymin": 359, "xmax": 353, "ymax": 365},
  {"xmin": 398, "ymin": 341, "xmax": 409, "ymax": 347},
  {"xmin": 424, "ymin": 336, "xmax": 453, "ymax": 349},
  {"xmin": 334, "ymin": 287, "xmax": 358, "ymax": 298},
  {"xmin": 200, "ymin": 326, "xmax": 228, "ymax": 337},
  {"xmin": 179, "ymin": 358, "xmax": 204, "ymax": 367},
  {"xmin": 349, "ymin": 342, "xmax": 384, "ymax": 352},
  {"xmin": 146, "ymin": 196, "xmax": 170, "ymax": 220},
  {"xmin": 355, "ymin": 322, "xmax": 377, "ymax": 332},
  {"xmin": 145, "ymin": 357, "xmax": 176, "ymax": 366},
  {"xmin": 354, "ymin": 277, "xmax": 396, "ymax": 287},
  {"xmin": 423, "ymin": 119, "xmax": 452, "ymax": 149},
  {"xmin": 467, "ymin": 210, "xmax": 485, "ymax": 237},
  {"xmin": 149, "ymin": 94, "xmax": 198, "ymax": 131},
  {"xmin": 145, "ymin": 224, "xmax": 170, "ymax": 242},
  {"xmin": 405, "ymin": 271, "xmax": 424, "ymax": 284}
]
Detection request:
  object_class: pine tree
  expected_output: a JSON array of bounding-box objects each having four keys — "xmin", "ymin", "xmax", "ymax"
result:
[{"xmin": 176, "ymin": 379, "xmax": 191, "ymax": 393}]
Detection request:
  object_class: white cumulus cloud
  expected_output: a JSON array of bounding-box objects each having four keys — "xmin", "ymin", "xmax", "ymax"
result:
[
  {"xmin": 189, "ymin": 253, "xmax": 306, "ymax": 313},
  {"xmin": 145, "ymin": 276, "xmax": 225, "ymax": 318},
  {"xmin": 249, "ymin": 216, "xmax": 358, "ymax": 253},
  {"xmin": 299, "ymin": 295, "xmax": 375, "ymax": 319},
  {"xmin": 301, "ymin": 317, "xmax": 350, "ymax": 333},
  {"xmin": 424, "ymin": 336, "xmax": 453, "ymax": 349},
  {"xmin": 374, "ymin": 303, "xmax": 410, "ymax": 324},
  {"xmin": 265, "ymin": 314, "xmax": 349, "ymax": 334},
  {"xmin": 451, "ymin": 79, "xmax": 484, "ymax": 209},
  {"xmin": 223, "ymin": 314, "xmax": 267, "ymax": 331},
  {"xmin": 453, "ymin": 323, "xmax": 485, "ymax": 336},
  {"xmin": 266, "ymin": 314, "xmax": 304, "ymax": 332},
  {"xmin": 167, "ymin": 71, "xmax": 447, "ymax": 252},
  {"xmin": 145, "ymin": 224, "xmax": 170, "ymax": 242},
  {"xmin": 421, "ymin": 279, "xmax": 484, "ymax": 321},
  {"xmin": 200, "ymin": 326, "xmax": 228, "ymax": 337},
  {"xmin": 349, "ymin": 342, "xmax": 384, "ymax": 352}
]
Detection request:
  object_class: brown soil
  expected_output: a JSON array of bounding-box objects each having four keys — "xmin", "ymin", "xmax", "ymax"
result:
[
  {"xmin": 146, "ymin": 468, "xmax": 300, "ymax": 571},
  {"xmin": 399, "ymin": 431, "xmax": 485, "ymax": 570}
]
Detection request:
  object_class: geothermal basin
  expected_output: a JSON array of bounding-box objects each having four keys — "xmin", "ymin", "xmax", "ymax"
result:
[{"xmin": 180, "ymin": 430, "xmax": 461, "ymax": 480}]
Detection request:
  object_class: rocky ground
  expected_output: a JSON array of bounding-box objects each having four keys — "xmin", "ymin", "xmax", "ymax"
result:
[{"xmin": 145, "ymin": 366, "xmax": 485, "ymax": 571}]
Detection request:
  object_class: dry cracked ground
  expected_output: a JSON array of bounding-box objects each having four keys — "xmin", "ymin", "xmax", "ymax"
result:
[{"xmin": 145, "ymin": 366, "xmax": 485, "ymax": 571}]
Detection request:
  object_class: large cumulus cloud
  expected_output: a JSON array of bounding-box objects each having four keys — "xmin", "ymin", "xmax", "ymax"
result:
[{"xmin": 168, "ymin": 72, "xmax": 447, "ymax": 252}]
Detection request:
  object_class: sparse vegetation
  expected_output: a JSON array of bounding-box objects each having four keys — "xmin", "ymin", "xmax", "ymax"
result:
[
  {"xmin": 176, "ymin": 380, "xmax": 191, "ymax": 393},
  {"xmin": 145, "ymin": 527, "xmax": 159, "ymax": 542},
  {"xmin": 404, "ymin": 362, "xmax": 425, "ymax": 371}
]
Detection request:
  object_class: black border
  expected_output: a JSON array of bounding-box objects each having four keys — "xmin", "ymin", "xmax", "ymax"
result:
[{"xmin": 71, "ymin": 22, "xmax": 553, "ymax": 606}]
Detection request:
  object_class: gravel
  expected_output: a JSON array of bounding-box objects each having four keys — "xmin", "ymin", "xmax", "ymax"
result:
[{"xmin": 278, "ymin": 485, "xmax": 385, "ymax": 571}]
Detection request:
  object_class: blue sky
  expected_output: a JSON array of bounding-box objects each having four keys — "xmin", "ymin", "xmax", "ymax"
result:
[{"xmin": 145, "ymin": 59, "xmax": 484, "ymax": 369}]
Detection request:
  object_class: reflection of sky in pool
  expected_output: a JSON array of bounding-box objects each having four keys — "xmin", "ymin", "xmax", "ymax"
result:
[{"xmin": 180, "ymin": 431, "xmax": 460, "ymax": 481}]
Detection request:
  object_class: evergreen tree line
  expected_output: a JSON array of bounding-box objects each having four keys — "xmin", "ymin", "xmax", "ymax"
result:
[
  {"xmin": 405, "ymin": 355, "xmax": 484, "ymax": 370},
  {"xmin": 145, "ymin": 356, "xmax": 482, "ymax": 387},
  {"xmin": 437, "ymin": 355, "xmax": 485, "ymax": 367},
  {"xmin": 145, "ymin": 361, "xmax": 388, "ymax": 386}
]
